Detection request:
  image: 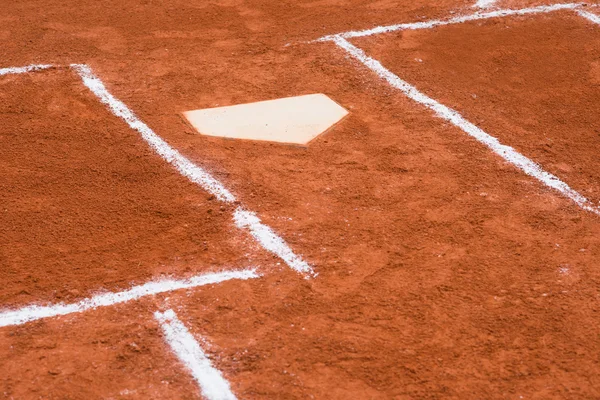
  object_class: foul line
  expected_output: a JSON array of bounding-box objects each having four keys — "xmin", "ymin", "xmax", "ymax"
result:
[
  {"xmin": 332, "ymin": 37, "xmax": 600, "ymax": 216},
  {"xmin": 317, "ymin": 3, "xmax": 582, "ymax": 40},
  {"xmin": 155, "ymin": 310, "xmax": 237, "ymax": 400},
  {"xmin": 0, "ymin": 269, "xmax": 259, "ymax": 328}
]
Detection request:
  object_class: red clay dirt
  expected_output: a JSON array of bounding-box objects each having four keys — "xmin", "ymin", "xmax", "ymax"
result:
[
  {"xmin": 0, "ymin": 70, "xmax": 270, "ymax": 307},
  {"xmin": 2, "ymin": 0, "xmax": 600, "ymax": 399},
  {"xmin": 354, "ymin": 10, "xmax": 600, "ymax": 204}
]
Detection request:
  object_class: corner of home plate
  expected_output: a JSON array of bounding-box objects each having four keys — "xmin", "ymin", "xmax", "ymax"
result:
[{"xmin": 182, "ymin": 93, "xmax": 349, "ymax": 145}]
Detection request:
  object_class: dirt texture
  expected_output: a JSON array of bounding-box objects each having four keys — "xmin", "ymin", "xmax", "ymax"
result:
[
  {"xmin": 355, "ymin": 11, "xmax": 600, "ymax": 204},
  {"xmin": 2, "ymin": 0, "xmax": 600, "ymax": 399},
  {"xmin": 0, "ymin": 70, "xmax": 268, "ymax": 308}
]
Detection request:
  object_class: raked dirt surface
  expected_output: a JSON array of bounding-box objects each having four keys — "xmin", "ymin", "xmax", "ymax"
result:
[{"xmin": 2, "ymin": 0, "xmax": 600, "ymax": 398}]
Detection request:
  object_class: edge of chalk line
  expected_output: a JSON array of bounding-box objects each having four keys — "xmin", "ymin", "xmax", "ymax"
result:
[
  {"xmin": 155, "ymin": 309, "xmax": 238, "ymax": 400},
  {"xmin": 0, "ymin": 269, "xmax": 260, "ymax": 328},
  {"xmin": 315, "ymin": 3, "xmax": 584, "ymax": 41}
]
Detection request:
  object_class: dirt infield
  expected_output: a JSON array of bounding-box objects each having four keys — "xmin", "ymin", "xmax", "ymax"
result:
[
  {"xmin": 0, "ymin": 70, "xmax": 265, "ymax": 307},
  {"xmin": 355, "ymin": 10, "xmax": 600, "ymax": 204},
  {"xmin": 2, "ymin": 0, "xmax": 600, "ymax": 399}
]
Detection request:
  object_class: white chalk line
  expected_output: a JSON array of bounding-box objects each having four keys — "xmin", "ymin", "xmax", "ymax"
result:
[
  {"xmin": 67, "ymin": 64, "xmax": 314, "ymax": 277},
  {"xmin": 233, "ymin": 207, "xmax": 316, "ymax": 277},
  {"xmin": 0, "ymin": 64, "xmax": 54, "ymax": 76},
  {"xmin": 577, "ymin": 9, "xmax": 600, "ymax": 25},
  {"xmin": 474, "ymin": 0, "xmax": 498, "ymax": 9},
  {"xmin": 332, "ymin": 37, "xmax": 600, "ymax": 216},
  {"xmin": 0, "ymin": 269, "xmax": 259, "ymax": 328},
  {"xmin": 155, "ymin": 310, "xmax": 237, "ymax": 400},
  {"xmin": 70, "ymin": 64, "xmax": 235, "ymax": 203},
  {"xmin": 317, "ymin": 3, "xmax": 583, "ymax": 40}
]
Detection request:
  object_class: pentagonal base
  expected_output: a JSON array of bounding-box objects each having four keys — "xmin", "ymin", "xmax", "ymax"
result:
[{"xmin": 182, "ymin": 94, "xmax": 348, "ymax": 145}]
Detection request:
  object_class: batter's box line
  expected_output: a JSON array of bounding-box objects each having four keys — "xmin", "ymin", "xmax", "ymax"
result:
[
  {"xmin": 315, "ymin": 2, "xmax": 594, "ymax": 41},
  {"xmin": 0, "ymin": 63, "xmax": 316, "ymax": 278},
  {"xmin": 155, "ymin": 309, "xmax": 238, "ymax": 400},
  {"xmin": 315, "ymin": 2, "xmax": 600, "ymax": 216},
  {"xmin": 0, "ymin": 268, "xmax": 259, "ymax": 328},
  {"xmin": 0, "ymin": 270, "xmax": 254, "ymax": 399}
]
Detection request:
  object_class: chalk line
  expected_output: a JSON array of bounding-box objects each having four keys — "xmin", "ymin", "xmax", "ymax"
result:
[
  {"xmin": 332, "ymin": 36, "xmax": 600, "ymax": 216},
  {"xmin": 233, "ymin": 208, "xmax": 316, "ymax": 277},
  {"xmin": 70, "ymin": 64, "xmax": 314, "ymax": 277},
  {"xmin": 70, "ymin": 64, "xmax": 235, "ymax": 203},
  {"xmin": 474, "ymin": 0, "xmax": 498, "ymax": 9},
  {"xmin": 577, "ymin": 9, "xmax": 600, "ymax": 25},
  {"xmin": 0, "ymin": 269, "xmax": 259, "ymax": 328},
  {"xmin": 0, "ymin": 64, "xmax": 54, "ymax": 76},
  {"xmin": 317, "ymin": 3, "xmax": 582, "ymax": 40},
  {"xmin": 155, "ymin": 310, "xmax": 237, "ymax": 400}
]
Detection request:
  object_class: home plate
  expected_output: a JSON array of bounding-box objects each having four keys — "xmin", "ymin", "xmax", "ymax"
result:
[{"xmin": 182, "ymin": 94, "xmax": 349, "ymax": 145}]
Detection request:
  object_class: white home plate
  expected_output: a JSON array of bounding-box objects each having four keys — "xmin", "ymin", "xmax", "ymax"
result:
[{"xmin": 182, "ymin": 94, "xmax": 348, "ymax": 145}]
